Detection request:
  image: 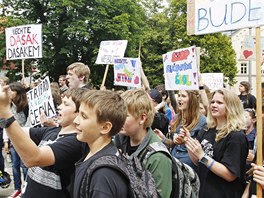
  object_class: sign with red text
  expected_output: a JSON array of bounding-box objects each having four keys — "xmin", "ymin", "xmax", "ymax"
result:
[
  {"xmin": 95, "ymin": 40, "xmax": 128, "ymax": 64},
  {"xmin": 26, "ymin": 76, "xmax": 56, "ymax": 127},
  {"xmin": 187, "ymin": 0, "xmax": 264, "ymax": 35},
  {"xmin": 201, "ymin": 73, "xmax": 224, "ymax": 90},
  {"xmin": 163, "ymin": 46, "xmax": 199, "ymax": 90},
  {"xmin": 5, "ymin": 24, "xmax": 42, "ymax": 60},
  {"xmin": 113, "ymin": 58, "xmax": 141, "ymax": 88}
]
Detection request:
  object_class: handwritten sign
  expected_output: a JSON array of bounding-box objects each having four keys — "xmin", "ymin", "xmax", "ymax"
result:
[
  {"xmin": 114, "ymin": 58, "xmax": 141, "ymax": 88},
  {"xmin": 201, "ymin": 73, "xmax": 224, "ymax": 90},
  {"xmin": 95, "ymin": 40, "xmax": 128, "ymax": 64},
  {"xmin": 26, "ymin": 76, "xmax": 56, "ymax": 127},
  {"xmin": 5, "ymin": 24, "xmax": 42, "ymax": 60},
  {"xmin": 163, "ymin": 46, "xmax": 199, "ymax": 90},
  {"xmin": 187, "ymin": 0, "xmax": 264, "ymax": 35},
  {"xmin": 240, "ymin": 35, "xmax": 264, "ymax": 61}
]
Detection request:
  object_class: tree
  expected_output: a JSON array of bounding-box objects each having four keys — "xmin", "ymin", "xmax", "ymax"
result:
[
  {"xmin": 1, "ymin": 0, "xmax": 147, "ymax": 87},
  {"xmin": 140, "ymin": 0, "xmax": 237, "ymax": 87}
]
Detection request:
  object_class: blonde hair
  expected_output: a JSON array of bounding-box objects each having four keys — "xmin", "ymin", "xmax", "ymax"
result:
[
  {"xmin": 207, "ymin": 88, "xmax": 246, "ymax": 141},
  {"xmin": 171, "ymin": 90, "xmax": 200, "ymax": 132},
  {"xmin": 67, "ymin": 62, "xmax": 90, "ymax": 84},
  {"xmin": 121, "ymin": 88, "xmax": 155, "ymax": 129},
  {"xmin": 81, "ymin": 90, "xmax": 127, "ymax": 137}
]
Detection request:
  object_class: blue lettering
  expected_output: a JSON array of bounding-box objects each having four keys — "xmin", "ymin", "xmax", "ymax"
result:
[
  {"xmin": 198, "ymin": 8, "xmax": 209, "ymax": 31},
  {"xmin": 248, "ymin": 0, "xmax": 261, "ymax": 21},
  {"xmin": 231, "ymin": 2, "xmax": 246, "ymax": 24}
]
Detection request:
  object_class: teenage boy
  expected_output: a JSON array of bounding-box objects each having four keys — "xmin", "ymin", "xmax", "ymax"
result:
[
  {"xmin": 73, "ymin": 90, "xmax": 128, "ymax": 198},
  {"xmin": 66, "ymin": 62, "xmax": 92, "ymax": 89},
  {"xmin": 0, "ymin": 87, "xmax": 88, "ymax": 198},
  {"xmin": 115, "ymin": 88, "xmax": 172, "ymax": 198}
]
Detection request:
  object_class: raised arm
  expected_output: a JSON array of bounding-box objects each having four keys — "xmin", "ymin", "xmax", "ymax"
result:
[{"xmin": 0, "ymin": 86, "xmax": 55, "ymax": 168}]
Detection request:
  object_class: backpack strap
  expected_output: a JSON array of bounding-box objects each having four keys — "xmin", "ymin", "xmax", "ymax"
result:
[{"xmin": 80, "ymin": 155, "xmax": 129, "ymax": 198}]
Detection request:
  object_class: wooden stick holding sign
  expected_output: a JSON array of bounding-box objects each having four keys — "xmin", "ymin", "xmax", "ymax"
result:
[
  {"xmin": 21, "ymin": 59, "xmax": 25, "ymax": 84},
  {"xmin": 101, "ymin": 64, "xmax": 109, "ymax": 88},
  {"xmin": 255, "ymin": 26, "xmax": 263, "ymax": 198}
]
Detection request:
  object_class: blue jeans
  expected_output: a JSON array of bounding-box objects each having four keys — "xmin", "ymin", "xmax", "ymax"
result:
[{"xmin": 10, "ymin": 146, "xmax": 27, "ymax": 190}]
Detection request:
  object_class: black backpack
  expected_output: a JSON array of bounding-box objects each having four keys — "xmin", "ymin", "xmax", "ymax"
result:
[
  {"xmin": 80, "ymin": 154, "xmax": 160, "ymax": 198},
  {"xmin": 141, "ymin": 142, "xmax": 200, "ymax": 198}
]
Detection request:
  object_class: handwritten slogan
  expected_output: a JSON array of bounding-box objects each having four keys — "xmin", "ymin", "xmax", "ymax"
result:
[
  {"xmin": 240, "ymin": 36, "xmax": 264, "ymax": 61},
  {"xmin": 163, "ymin": 46, "xmax": 199, "ymax": 90},
  {"xmin": 114, "ymin": 58, "xmax": 141, "ymax": 88},
  {"xmin": 95, "ymin": 40, "xmax": 128, "ymax": 64},
  {"xmin": 187, "ymin": 0, "xmax": 264, "ymax": 35},
  {"xmin": 201, "ymin": 73, "xmax": 224, "ymax": 90},
  {"xmin": 5, "ymin": 24, "xmax": 42, "ymax": 60},
  {"xmin": 26, "ymin": 76, "xmax": 56, "ymax": 127}
]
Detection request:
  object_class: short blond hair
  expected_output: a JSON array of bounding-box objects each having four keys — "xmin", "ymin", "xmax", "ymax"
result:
[
  {"xmin": 122, "ymin": 88, "xmax": 155, "ymax": 129},
  {"xmin": 67, "ymin": 62, "xmax": 90, "ymax": 84}
]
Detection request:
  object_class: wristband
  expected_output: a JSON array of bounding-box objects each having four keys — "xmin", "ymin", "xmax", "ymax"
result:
[
  {"xmin": 199, "ymin": 85, "xmax": 204, "ymax": 90},
  {"xmin": 208, "ymin": 160, "xmax": 215, "ymax": 170}
]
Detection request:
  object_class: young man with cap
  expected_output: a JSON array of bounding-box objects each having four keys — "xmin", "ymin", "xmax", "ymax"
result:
[{"xmin": 149, "ymin": 89, "xmax": 170, "ymax": 136}]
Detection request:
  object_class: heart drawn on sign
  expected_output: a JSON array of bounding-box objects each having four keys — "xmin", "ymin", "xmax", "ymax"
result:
[{"xmin": 243, "ymin": 50, "xmax": 253, "ymax": 59}]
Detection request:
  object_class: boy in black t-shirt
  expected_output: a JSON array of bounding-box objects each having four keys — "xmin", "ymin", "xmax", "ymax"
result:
[
  {"xmin": 73, "ymin": 90, "xmax": 128, "ymax": 198},
  {"xmin": 0, "ymin": 88, "xmax": 88, "ymax": 198}
]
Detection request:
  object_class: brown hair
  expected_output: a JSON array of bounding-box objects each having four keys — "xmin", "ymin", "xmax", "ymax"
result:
[
  {"xmin": 81, "ymin": 90, "xmax": 127, "ymax": 136},
  {"xmin": 63, "ymin": 88, "xmax": 86, "ymax": 112},
  {"xmin": 171, "ymin": 90, "xmax": 200, "ymax": 132}
]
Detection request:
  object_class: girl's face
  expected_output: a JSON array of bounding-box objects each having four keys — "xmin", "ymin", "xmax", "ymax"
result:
[
  {"xmin": 199, "ymin": 103, "xmax": 206, "ymax": 116},
  {"xmin": 244, "ymin": 110, "xmax": 255, "ymax": 129},
  {"xmin": 177, "ymin": 90, "xmax": 189, "ymax": 111},
  {"xmin": 10, "ymin": 90, "xmax": 17, "ymax": 100},
  {"xmin": 210, "ymin": 92, "xmax": 226, "ymax": 119},
  {"xmin": 239, "ymin": 84, "xmax": 246, "ymax": 93}
]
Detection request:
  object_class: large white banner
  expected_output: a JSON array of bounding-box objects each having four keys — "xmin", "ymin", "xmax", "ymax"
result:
[
  {"xmin": 163, "ymin": 46, "xmax": 199, "ymax": 90},
  {"xmin": 5, "ymin": 24, "xmax": 42, "ymax": 60},
  {"xmin": 26, "ymin": 76, "xmax": 56, "ymax": 127},
  {"xmin": 95, "ymin": 40, "xmax": 128, "ymax": 64},
  {"xmin": 113, "ymin": 58, "xmax": 141, "ymax": 88},
  {"xmin": 187, "ymin": 0, "xmax": 264, "ymax": 35}
]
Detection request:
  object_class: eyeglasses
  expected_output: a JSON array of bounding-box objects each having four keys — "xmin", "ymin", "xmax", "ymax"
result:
[{"xmin": 245, "ymin": 108, "xmax": 256, "ymax": 118}]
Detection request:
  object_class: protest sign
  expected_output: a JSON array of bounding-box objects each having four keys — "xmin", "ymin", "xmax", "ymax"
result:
[
  {"xmin": 26, "ymin": 76, "xmax": 56, "ymax": 127},
  {"xmin": 114, "ymin": 58, "xmax": 141, "ymax": 88},
  {"xmin": 187, "ymin": 0, "xmax": 264, "ymax": 35},
  {"xmin": 95, "ymin": 40, "xmax": 128, "ymax": 64},
  {"xmin": 5, "ymin": 24, "xmax": 42, "ymax": 60},
  {"xmin": 200, "ymin": 73, "xmax": 223, "ymax": 90},
  {"xmin": 163, "ymin": 46, "xmax": 199, "ymax": 90},
  {"xmin": 239, "ymin": 35, "xmax": 264, "ymax": 61}
]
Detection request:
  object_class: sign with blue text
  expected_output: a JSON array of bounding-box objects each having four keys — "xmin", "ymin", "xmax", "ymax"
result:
[
  {"xmin": 5, "ymin": 24, "xmax": 42, "ymax": 60},
  {"xmin": 113, "ymin": 58, "xmax": 141, "ymax": 88},
  {"xmin": 26, "ymin": 76, "xmax": 56, "ymax": 127},
  {"xmin": 95, "ymin": 40, "xmax": 128, "ymax": 64},
  {"xmin": 187, "ymin": 0, "xmax": 264, "ymax": 35},
  {"xmin": 163, "ymin": 46, "xmax": 199, "ymax": 90}
]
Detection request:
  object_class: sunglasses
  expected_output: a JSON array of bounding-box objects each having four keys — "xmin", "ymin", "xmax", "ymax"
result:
[{"xmin": 245, "ymin": 108, "xmax": 256, "ymax": 118}]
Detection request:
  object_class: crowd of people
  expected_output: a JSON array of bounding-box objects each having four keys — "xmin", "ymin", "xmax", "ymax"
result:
[{"xmin": 0, "ymin": 61, "xmax": 263, "ymax": 198}]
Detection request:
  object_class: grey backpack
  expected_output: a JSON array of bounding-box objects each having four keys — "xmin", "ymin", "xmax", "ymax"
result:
[
  {"xmin": 80, "ymin": 154, "xmax": 160, "ymax": 198},
  {"xmin": 141, "ymin": 142, "xmax": 200, "ymax": 198}
]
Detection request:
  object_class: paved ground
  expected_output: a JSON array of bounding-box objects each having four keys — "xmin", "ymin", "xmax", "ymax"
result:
[{"xmin": 0, "ymin": 152, "xmax": 16, "ymax": 198}]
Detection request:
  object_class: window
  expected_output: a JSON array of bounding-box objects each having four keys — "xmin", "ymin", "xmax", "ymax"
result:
[{"xmin": 240, "ymin": 63, "xmax": 247, "ymax": 74}]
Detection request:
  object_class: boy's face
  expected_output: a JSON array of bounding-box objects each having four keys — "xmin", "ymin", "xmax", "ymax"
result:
[
  {"xmin": 74, "ymin": 103, "xmax": 104, "ymax": 143},
  {"xmin": 57, "ymin": 96, "xmax": 78, "ymax": 127},
  {"xmin": 66, "ymin": 69, "xmax": 81, "ymax": 88},
  {"xmin": 120, "ymin": 111, "xmax": 141, "ymax": 136}
]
